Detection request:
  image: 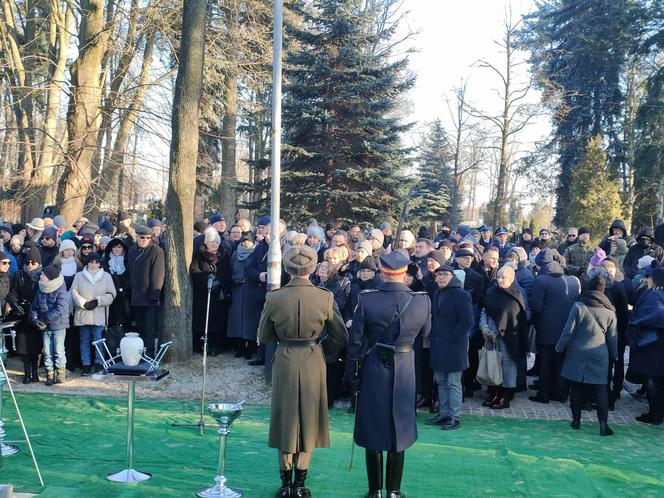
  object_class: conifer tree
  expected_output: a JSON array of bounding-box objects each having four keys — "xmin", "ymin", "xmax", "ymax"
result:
[
  {"xmin": 281, "ymin": 0, "xmax": 414, "ymax": 224},
  {"xmin": 410, "ymin": 120, "xmax": 453, "ymax": 225},
  {"xmin": 567, "ymin": 136, "xmax": 623, "ymax": 241}
]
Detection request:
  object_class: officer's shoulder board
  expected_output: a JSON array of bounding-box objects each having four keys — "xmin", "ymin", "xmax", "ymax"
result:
[
  {"xmin": 359, "ymin": 289, "xmax": 380, "ymax": 295},
  {"xmin": 410, "ymin": 291, "xmax": 428, "ymax": 296},
  {"xmin": 316, "ymin": 286, "xmax": 333, "ymax": 294}
]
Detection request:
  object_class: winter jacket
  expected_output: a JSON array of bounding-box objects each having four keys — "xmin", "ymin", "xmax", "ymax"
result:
[
  {"xmin": 30, "ymin": 278, "xmax": 69, "ymax": 331},
  {"xmin": 429, "ymin": 278, "xmax": 473, "ymax": 373},
  {"xmin": 71, "ymin": 269, "xmax": 117, "ymax": 326},
  {"xmin": 514, "ymin": 261, "xmax": 535, "ymax": 300},
  {"xmin": 39, "ymin": 244, "xmax": 59, "ymax": 268},
  {"xmin": 127, "ymin": 241, "xmax": 165, "ymax": 306},
  {"xmin": 563, "ymin": 242, "xmax": 596, "ymax": 278},
  {"xmin": 622, "ymin": 229, "xmax": 664, "ymax": 280},
  {"xmin": 599, "ymin": 219, "xmax": 637, "ymax": 253},
  {"xmin": 626, "ymin": 289, "xmax": 664, "ymax": 378}
]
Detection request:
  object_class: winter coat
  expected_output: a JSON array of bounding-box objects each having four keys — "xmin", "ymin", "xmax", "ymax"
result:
[
  {"xmin": 53, "ymin": 253, "xmax": 84, "ymax": 289},
  {"xmin": 0, "ymin": 271, "xmax": 10, "ymax": 318},
  {"xmin": 655, "ymin": 223, "xmax": 664, "ymax": 246},
  {"xmin": 627, "ymin": 288, "xmax": 664, "ymax": 378},
  {"xmin": 429, "ymin": 278, "xmax": 473, "ymax": 373},
  {"xmin": 481, "ymin": 284, "xmax": 530, "ymax": 359},
  {"xmin": 348, "ymin": 282, "xmax": 431, "ymax": 452},
  {"xmin": 102, "ymin": 251, "xmax": 131, "ymax": 327},
  {"xmin": 7, "ymin": 269, "xmax": 41, "ymax": 355},
  {"xmin": 127, "ymin": 241, "xmax": 165, "ymax": 307},
  {"xmin": 321, "ymin": 275, "xmax": 351, "ymax": 315},
  {"xmin": 514, "ymin": 261, "xmax": 535, "ymax": 300},
  {"xmin": 491, "ymin": 241, "xmax": 515, "ymax": 262},
  {"xmin": 531, "ymin": 261, "xmax": 580, "ymax": 345},
  {"xmin": 71, "ymin": 269, "xmax": 117, "ymax": 326},
  {"xmin": 623, "ymin": 238, "xmax": 664, "ymax": 280},
  {"xmin": 227, "ymin": 247, "xmax": 254, "ymax": 340},
  {"xmin": 474, "ymin": 261, "xmax": 498, "ymax": 295},
  {"xmin": 30, "ymin": 278, "xmax": 69, "ymax": 331},
  {"xmin": 189, "ymin": 246, "xmax": 232, "ymax": 334},
  {"xmin": 556, "ymin": 293, "xmax": 618, "ymax": 384},
  {"xmin": 258, "ymin": 278, "xmax": 347, "ymax": 453},
  {"xmin": 599, "ymin": 219, "xmax": 637, "ymax": 253},
  {"xmin": 39, "ymin": 244, "xmax": 59, "ymax": 268},
  {"xmin": 343, "ymin": 277, "xmax": 377, "ymax": 324},
  {"xmin": 563, "ymin": 242, "xmax": 596, "ymax": 278}
]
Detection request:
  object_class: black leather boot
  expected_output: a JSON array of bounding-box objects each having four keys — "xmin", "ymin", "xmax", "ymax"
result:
[
  {"xmin": 31, "ymin": 356, "xmax": 40, "ymax": 382},
  {"xmin": 276, "ymin": 468, "xmax": 292, "ymax": 498},
  {"xmin": 386, "ymin": 451, "xmax": 405, "ymax": 498},
  {"xmin": 292, "ymin": 469, "xmax": 311, "ymax": 497},
  {"xmin": 365, "ymin": 450, "xmax": 383, "ymax": 498},
  {"xmin": 22, "ymin": 357, "xmax": 31, "ymax": 384},
  {"xmin": 599, "ymin": 421, "xmax": 614, "ymax": 436}
]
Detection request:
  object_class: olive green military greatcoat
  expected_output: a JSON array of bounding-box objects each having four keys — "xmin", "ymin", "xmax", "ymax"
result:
[{"xmin": 258, "ymin": 278, "xmax": 348, "ymax": 454}]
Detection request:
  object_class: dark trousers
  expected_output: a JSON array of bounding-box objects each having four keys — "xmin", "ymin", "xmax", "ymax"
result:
[
  {"xmin": 608, "ymin": 339, "xmax": 626, "ymax": 398},
  {"xmin": 537, "ymin": 345, "xmax": 566, "ymax": 400},
  {"xmin": 133, "ymin": 305, "xmax": 159, "ymax": 356},
  {"xmin": 570, "ymin": 381, "xmax": 608, "ymax": 423},
  {"xmin": 646, "ymin": 377, "xmax": 664, "ymax": 418},
  {"xmin": 463, "ymin": 335, "xmax": 482, "ymax": 393}
]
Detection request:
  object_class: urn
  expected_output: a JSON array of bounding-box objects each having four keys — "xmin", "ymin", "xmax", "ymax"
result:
[{"xmin": 120, "ymin": 333, "xmax": 144, "ymax": 366}]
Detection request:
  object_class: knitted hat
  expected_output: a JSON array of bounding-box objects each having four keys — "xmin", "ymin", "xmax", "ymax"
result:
[
  {"xmin": 368, "ymin": 229, "xmax": 384, "ymax": 245},
  {"xmin": 456, "ymin": 226, "xmax": 471, "ymax": 237},
  {"xmin": 638, "ymin": 255, "xmax": 656, "ymax": 270},
  {"xmin": 428, "ymin": 250, "xmax": 447, "ymax": 266},
  {"xmin": 204, "ymin": 227, "xmax": 221, "ymax": 245},
  {"xmin": 86, "ymin": 252, "xmax": 102, "ymax": 263},
  {"xmin": 100, "ymin": 236, "xmax": 111, "ymax": 247},
  {"xmin": 147, "ymin": 218, "xmax": 162, "ymax": 229},
  {"xmin": 257, "ymin": 215, "xmax": 271, "ymax": 226},
  {"xmin": 399, "ymin": 230, "xmax": 415, "ymax": 245},
  {"xmin": 589, "ymin": 248, "xmax": 607, "ymax": 267},
  {"xmin": 357, "ymin": 256, "xmax": 378, "ymax": 272},
  {"xmin": 99, "ymin": 220, "xmax": 115, "ymax": 236},
  {"xmin": 208, "ymin": 213, "xmax": 224, "ymax": 225},
  {"xmin": 306, "ymin": 225, "xmax": 325, "ymax": 240},
  {"xmin": 507, "ymin": 247, "xmax": 528, "ymax": 262},
  {"xmin": 0, "ymin": 224, "xmax": 12, "ymax": 235},
  {"xmin": 0, "ymin": 251, "xmax": 8, "ymax": 261},
  {"xmin": 26, "ymin": 246, "xmax": 42, "ymax": 265},
  {"xmin": 42, "ymin": 265, "xmax": 60, "ymax": 281},
  {"xmin": 11, "ymin": 223, "xmax": 26, "ymax": 235},
  {"xmin": 578, "ymin": 227, "xmax": 590, "ymax": 236},
  {"xmin": 379, "ymin": 222, "xmax": 392, "ymax": 231},
  {"xmin": 59, "ymin": 239, "xmax": 77, "ymax": 254},
  {"xmin": 42, "ymin": 226, "xmax": 58, "ymax": 240},
  {"xmin": 53, "ymin": 215, "xmax": 67, "ymax": 229},
  {"xmin": 283, "ymin": 245, "xmax": 317, "ymax": 277},
  {"xmin": 80, "ymin": 234, "xmax": 95, "ymax": 246},
  {"xmin": 325, "ymin": 222, "xmax": 337, "ymax": 232},
  {"xmin": 535, "ymin": 248, "xmax": 553, "ymax": 266}
]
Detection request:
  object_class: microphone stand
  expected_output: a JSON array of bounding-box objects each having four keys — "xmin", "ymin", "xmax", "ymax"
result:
[{"xmin": 172, "ymin": 274, "xmax": 217, "ymax": 435}]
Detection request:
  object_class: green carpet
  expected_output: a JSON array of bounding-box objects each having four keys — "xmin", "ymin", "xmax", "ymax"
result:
[{"xmin": 2, "ymin": 392, "xmax": 663, "ymax": 497}]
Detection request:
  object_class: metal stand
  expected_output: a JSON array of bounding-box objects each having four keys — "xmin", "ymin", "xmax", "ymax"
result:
[
  {"xmin": 197, "ymin": 403, "xmax": 243, "ymax": 498},
  {"xmin": 173, "ymin": 275, "xmax": 217, "ymax": 435},
  {"xmin": 0, "ymin": 323, "xmax": 44, "ymax": 486}
]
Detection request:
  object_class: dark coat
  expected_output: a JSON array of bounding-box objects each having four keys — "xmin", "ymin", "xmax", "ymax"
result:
[
  {"xmin": 30, "ymin": 280, "xmax": 70, "ymax": 331},
  {"xmin": 0, "ymin": 271, "xmax": 10, "ymax": 319},
  {"xmin": 243, "ymin": 241, "xmax": 269, "ymax": 341},
  {"xmin": 321, "ymin": 275, "xmax": 351, "ymax": 314},
  {"xmin": 474, "ymin": 261, "xmax": 498, "ymax": 295},
  {"xmin": 343, "ymin": 277, "xmax": 377, "ymax": 324},
  {"xmin": 455, "ymin": 265, "xmax": 484, "ymax": 307},
  {"xmin": 598, "ymin": 219, "xmax": 637, "ymax": 253},
  {"xmin": 39, "ymin": 244, "xmax": 59, "ymax": 268},
  {"xmin": 655, "ymin": 223, "xmax": 664, "ymax": 246},
  {"xmin": 515, "ymin": 261, "xmax": 535, "ymax": 300},
  {"xmin": 189, "ymin": 246, "xmax": 232, "ymax": 334},
  {"xmin": 7, "ymin": 269, "xmax": 41, "ymax": 355},
  {"xmin": 227, "ymin": 248, "xmax": 254, "ymax": 340},
  {"xmin": 627, "ymin": 289, "xmax": 664, "ymax": 378},
  {"xmin": 491, "ymin": 241, "xmax": 515, "ymax": 261},
  {"xmin": 623, "ymin": 241, "xmax": 664, "ymax": 280},
  {"xmin": 531, "ymin": 262, "xmax": 580, "ymax": 345},
  {"xmin": 429, "ymin": 278, "xmax": 473, "ymax": 373},
  {"xmin": 258, "ymin": 278, "xmax": 347, "ymax": 453},
  {"xmin": 556, "ymin": 293, "xmax": 618, "ymax": 384},
  {"xmin": 348, "ymin": 282, "xmax": 431, "ymax": 452},
  {"xmin": 103, "ymin": 245, "xmax": 131, "ymax": 327},
  {"xmin": 127, "ymin": 241, "xmax": 165, "ymax": 307}
]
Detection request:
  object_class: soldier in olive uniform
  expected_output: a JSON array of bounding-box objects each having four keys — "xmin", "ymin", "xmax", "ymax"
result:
[
  {"xmin": 346, "ymin": 252, "xmax": 431, "ymax": 498},
  {"xmin": 258, "ymin": 245, "xmax": 348, "ymax": 498}
]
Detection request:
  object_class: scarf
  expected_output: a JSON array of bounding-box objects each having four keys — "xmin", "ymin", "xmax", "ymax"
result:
[
  {"xmin": 236, "ymin": 244, "xmax": 254, "ymax": 262},
  {"xmin": 108, "ymin": 254, "xmax": 126, "ymax": 275},
  {"xmin": 83, "ymin": 267, "xmax": 104, "ymax": 285},
  {"xmin": 581, "ymin": 290, "xmax": 615, "ymax": 312},
  {"xmin": 27, "ymin": 266, "xmax": 42, "ymax": 282},
  {"xmin": 61, "ymin": 256, "xmax": 78, "ymax": 277},
  {"xmin": 484, "ymin": 284, "xmax": 526, "ymax": 336},
  {"xmin": 39, "ymin": 274, "xmax": 64, "ymax": 294}
]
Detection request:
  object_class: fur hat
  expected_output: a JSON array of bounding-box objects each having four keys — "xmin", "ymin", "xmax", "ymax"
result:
[{"xmin": 283, "ymin": 246, "xmax": 317, "ymax": 277}]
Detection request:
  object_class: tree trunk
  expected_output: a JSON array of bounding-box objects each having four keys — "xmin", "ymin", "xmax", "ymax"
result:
[
  {"xmin": 163, "ymin": 0, "xmax": 208, "ymax": 362},
  {"xmin": 58, "ymin": 0, "xmax": 109, "ymax": 223}
]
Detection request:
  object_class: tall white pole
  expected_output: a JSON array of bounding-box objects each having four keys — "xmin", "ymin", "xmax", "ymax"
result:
[{"xmin": 268, "ymin": 0, "xmax": 283, "ymax": 291}]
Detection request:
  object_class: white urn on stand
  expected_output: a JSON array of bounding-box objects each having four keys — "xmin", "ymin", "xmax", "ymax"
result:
[{"xmin": 120, "ymin": 333, "xmax": 144, "ymax": 366}]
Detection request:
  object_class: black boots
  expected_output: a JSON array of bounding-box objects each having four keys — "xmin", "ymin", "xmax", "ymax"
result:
[
  {"xmin": 276, "ymin": 468, "xmax": 291, "ymax": 498},
  {"xmin": 599, "ymin": 421, "xmax": 614, "ymax": 436},
  {"xmin": 31, "ymin": 356, "xmax": 39, "ymax": 382},
  {"xmin": 386, "ymin": 451, "xmax": 405, "ymax": 498},
  {"xmin": 365, "ymin": 450, "xmax": 383, "ymax": 498},
  {"xmin": 292, "ymin": 469, "xmax": 311, "ymax": 497},
  {"xmin": 22, "ymin": 359, "xmax": 31, "ymax": 384}
]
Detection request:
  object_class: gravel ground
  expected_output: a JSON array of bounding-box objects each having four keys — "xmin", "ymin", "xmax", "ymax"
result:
[{"xmin": 3, "ymin": 353, "xmax": 272, "ymax": 404}]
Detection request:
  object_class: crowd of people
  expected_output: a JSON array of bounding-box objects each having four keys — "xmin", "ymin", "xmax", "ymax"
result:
[{"xmin": 2, "ymin": 210, "xmax": 664, "ymax": 437}]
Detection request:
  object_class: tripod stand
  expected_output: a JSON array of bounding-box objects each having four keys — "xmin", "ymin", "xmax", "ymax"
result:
[{"xmin": 172, "ymin": 274, "xmax": 218, "ymax": 435}]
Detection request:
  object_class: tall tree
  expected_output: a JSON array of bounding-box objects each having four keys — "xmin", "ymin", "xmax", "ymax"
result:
[
  {"xmin": 411, "ymin": 120, "xmax": 453, "ymax": 226},
  {"xmin": 280, "ymin": 0, "xmax": 414, "ymax": 224},
  {"xmin": 163, "ymin": 0, "xmax": 208, "ymax": 361},
  {"xmin": 520, "ymin": 0, "xmax": 644, "ymax": 226}
]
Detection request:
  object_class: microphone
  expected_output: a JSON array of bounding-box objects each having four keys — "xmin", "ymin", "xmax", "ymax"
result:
[{"xmin": 207, "ymin": 274, "xmax": 215, "ymax": 291}]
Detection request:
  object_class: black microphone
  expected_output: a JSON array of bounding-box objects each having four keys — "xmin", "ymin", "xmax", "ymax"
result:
[{"xmin": 207, "ymin": 274, "xmax": 214, "ymax": 291}]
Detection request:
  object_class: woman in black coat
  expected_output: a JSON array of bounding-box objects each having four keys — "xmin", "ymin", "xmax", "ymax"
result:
[
  {"xmin": 427, "ymin": 266, "xmax": 474, "ymax": 429},
  {"xmin": 0, "ymin": 252, "xmax": 11, "ymax": 317},
  {"xmin": 103, "ymin": 238, "xmax": 132, "ymax": 328},
  {"xmin": 190, "ymin": 229, "xmax": 232, "ymax": 356},
  {"xmin": 6, "ymin": 247, "xmax": 43, "ymax": 383}
]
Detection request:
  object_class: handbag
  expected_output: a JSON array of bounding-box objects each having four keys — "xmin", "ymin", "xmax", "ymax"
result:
[{"xmin": 476, "ymin": 340, "xmax": 503, "ymax": 386}]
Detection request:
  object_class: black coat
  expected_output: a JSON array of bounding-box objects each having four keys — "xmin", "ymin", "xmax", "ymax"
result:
[
  {"xmin": 348, "ymin": 282, "xmax": 431, "ymax": 452},
  {"xmin": 189, "ymin": 246, "xmax": 232, "ymax": 334},
  {"xmin": 243, "ymin": 241, "xmax": 269, "ymax": 341},
  {"xmin": 474, "ymin": 261, "xmax": 497, "ymax": 296},
  {"xmin": 127, "ymin": 242, "xmax": 165, "ymax": 307},
  {"xmin": 39, "ymin": 244, "xmax": 59, "ymax": 268},
  {"xmin": 456, "ymin": 265, "xmax": 484, "ymax": 306},
  {"xmin": 628, "ymin": 289, "xmax": 664, "ymax": 378},
  {"xmin": 531, "ymin": 263, "xmax": 580, "ymax": 346},
  {"xmin": 103, "ymin": 250, "xmax": 131, "ymax": 327},
  {"xmin": 343, "ymin": 277, "xmax": 377, "ymax": 323},
  {"xmin": 623, "ymin": 242, "xmax": 664, "ymax": 280},
  {"xmin": 6, "ymin": 270, "xmax": 41, "ymax": 355},
  {"xmin": 0, "ymin": 271, "xmax": 10, "ymax": 319},
  {"xmin": 429, "ymin": 279, "xmax": 473, "ymax": 373}
]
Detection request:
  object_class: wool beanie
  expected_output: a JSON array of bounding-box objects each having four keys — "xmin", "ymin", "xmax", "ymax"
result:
[
  {"xmin": 26, "ymin": 246, "xmax": 42, "ymax": 265},
  {"xmin": 42, "ymin": 226, "xmax": 58, "ymax": 240},
  {"xmin": 589, "ymin": 248, "xmax": 607, "ymax": 267},
  {"xmin": 638, "ymin": 255, "xmax": 656, "ymax": 270},
  {"xmin": 42, "ymin": 265, "xmax": 60, "ymax": 281},
  {"xmin": 204, "ymin": 227, "xmax": 221, "ymax": 245},
  {"xmin": 306, "ymin": 225, "xmax": 325, "ymax": 241},
  {"xmin": 59, "ymin": 239, "xmax": 77, "ymax": 254}
]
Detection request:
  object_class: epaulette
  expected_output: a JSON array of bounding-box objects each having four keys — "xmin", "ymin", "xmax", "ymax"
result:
[
  {"xmin": 267, "ymin": 287, "xmax": 285, "ymax": 293},
  {"xmin": 410, "ymin": 291, "xmax": 428, "ymax": 295},
  {"xmin": 317, "ymin": 286, "xmax": 333, "ymax": 294},
  {"xmin": 360, "ymin": 289, "xmax": 380, "ymax": 294}
]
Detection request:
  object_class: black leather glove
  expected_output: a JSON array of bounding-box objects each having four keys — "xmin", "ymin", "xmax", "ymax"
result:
[
  {"xmin": 13, "ymin": 305, "xmax": 25, "ymax": 317},
  {"xmin": 84, "ymin": 299, "xmax": 98, "ymax": 310},
  {"xmin": 35, "ymin": 319, "xmax": 47, "ymax": 331}
]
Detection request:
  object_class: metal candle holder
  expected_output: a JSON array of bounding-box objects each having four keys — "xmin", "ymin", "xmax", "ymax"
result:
[{"xmin": 197, "ymin": 402, "xmax": 244, "ymax": 498}]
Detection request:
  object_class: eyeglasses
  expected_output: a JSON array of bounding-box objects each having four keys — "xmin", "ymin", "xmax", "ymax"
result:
[
  {"xmin": 27, "ymin": 261, "xmax": 39, "ymax": 265},
  {"xmin": 138, "ymin": 236, "xmax": 151, "ymax": 240},
  {"xmin": 42, "ymin": 237, "xmax": 52, "ymax": 241},
  {"xmin": 0, "ymin": 261, "xmax": 9, "ymax": 266},
  {"xmin": 81, "ymin": 245, "xmax": 93, "ymax": 249}
]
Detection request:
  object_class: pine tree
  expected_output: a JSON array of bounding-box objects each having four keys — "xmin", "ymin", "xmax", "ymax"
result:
[
  {"xmin": 567, "ymin": 136, "xmax": 623, "ymax": 240},
  {"xmin": 410, "ymin": 120, "xmax": 453, "ymax": 225},
  {"xmin": 520, "ymin": 0, "xmax": 644, "ymax": 226},
  {"xmin": 281, "ymin": 0, "xmax": 414, "ymax": 224}
]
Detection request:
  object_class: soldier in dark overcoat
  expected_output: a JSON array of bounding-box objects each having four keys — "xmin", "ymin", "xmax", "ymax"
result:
[
  {"xmin": 346, "ymin": 252, "xmax": 431, "ymax": 498},
  {"xmin": 258, "ymin": 245, "xmax": 347, "ymax": 498}
]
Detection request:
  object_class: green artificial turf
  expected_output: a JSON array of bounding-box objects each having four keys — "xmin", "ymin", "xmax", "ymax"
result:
[{"xmin": 1, "ymin": 392, "xmax": 663, "ymax": 497}]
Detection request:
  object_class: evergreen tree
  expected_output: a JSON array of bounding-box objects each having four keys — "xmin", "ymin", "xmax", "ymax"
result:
[
  {"xmin": 520, "ymin": 0, "xmax": 644, "ymax": 225},
  {"xmin": 281, "ymin": 0, "xmax": 414, "ymax": 224},
  {"xmin": 567, "ymin": 135, "xmax": 623, "ymax": 241},
  {"xmin": 410, "ymin": 120, "xmax": 453, "ymax": 225}
]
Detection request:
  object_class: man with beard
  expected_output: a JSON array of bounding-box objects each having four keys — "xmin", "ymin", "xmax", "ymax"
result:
[{"xmin": 623, "ymin": 228, "xmax": 664, "ymax": 280}]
